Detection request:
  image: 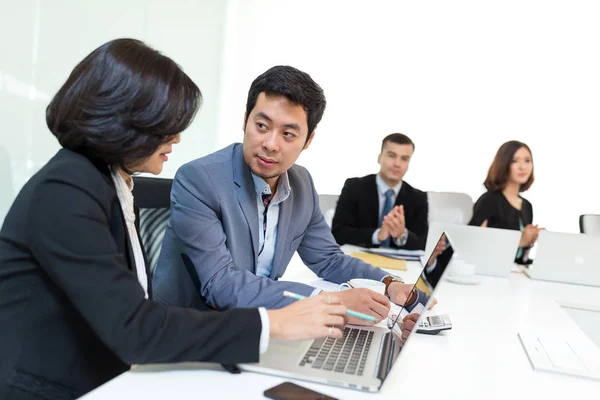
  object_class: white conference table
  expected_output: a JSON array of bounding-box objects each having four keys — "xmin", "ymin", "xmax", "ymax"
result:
[{"xmin": 82, "ymin": 246, "xmax": 600, "ymax": 399}]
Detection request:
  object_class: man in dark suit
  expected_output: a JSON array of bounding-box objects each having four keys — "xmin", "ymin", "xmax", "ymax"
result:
[{"xmin": 332, "ymin": 133, "xmax": 428, "ymax": 250}]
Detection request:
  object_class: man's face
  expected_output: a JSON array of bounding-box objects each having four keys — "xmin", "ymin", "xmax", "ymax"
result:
[
  {"xmin": 242, "ymin": 93, "xmax": 313, "ymax": 187},
  {"xmin": 377, "ymin": 141, "xmax": 414, "ymax": 186}
]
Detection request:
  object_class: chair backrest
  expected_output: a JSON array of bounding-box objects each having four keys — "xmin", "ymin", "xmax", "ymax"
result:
[
  {"xmin": 427, "ymin": 191, "xmax": 474, "ymax": 225},
  {"xmin": 579, "ymin": 214, "xmax": 600, "ymax": 235},
  {"xmin": 132, "ymin": 176, "xmax": 173, "ymax": 277},
  {"xmin": 318, "ymin": 194, "xmax": 339, "ymax": 227}
]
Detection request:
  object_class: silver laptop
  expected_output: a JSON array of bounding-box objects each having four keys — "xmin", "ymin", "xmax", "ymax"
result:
[
  {"xmin": 239, "ymin": 233, "xmax": 454, "ymax": 392},
  {"xmin": 519, "ymin": 330, "xmax": 600, "ymax": 380},
  {"xmin": 425, "ymin": 222, "xmax": 521, "ymax": 277},
  {"xmin": 522, "ymin": 230, "xmax": 600, "ymax": 287}
]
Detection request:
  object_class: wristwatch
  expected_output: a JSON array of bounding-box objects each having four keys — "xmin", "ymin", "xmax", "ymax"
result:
[
  {"xmin": 383, "ymin": 275, "xmax": 419, "ymax": 307},
  {"xmin": 382, "ymin": 275, "xmax": 404, "ymax": 297}
]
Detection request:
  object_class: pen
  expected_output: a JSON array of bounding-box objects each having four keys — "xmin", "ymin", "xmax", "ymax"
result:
[{"xmin": 283, "ymin": 290, "xmax": 376, "ymax": 322}]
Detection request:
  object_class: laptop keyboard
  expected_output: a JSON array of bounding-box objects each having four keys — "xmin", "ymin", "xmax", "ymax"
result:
[{"xmin": 298, "ymin": 327, "xmax": 374, "ymax": 376}]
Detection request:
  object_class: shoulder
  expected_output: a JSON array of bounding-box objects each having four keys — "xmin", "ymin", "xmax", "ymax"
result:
[
  {"xmin": 520, "ymin": 195, "xmax": 533, "ymax": 210},
  {"xmin": 34, "ymin": 149, "xmax": 113, "ymax": 200},
  {"xmin": 182, "ymin": 143, "xmax": 236, "ymax": 169},
  {"xmin": 343, "ymin": 174, "xmax": 376, "ymax": 189},
  {"xmin": 288, "ymin": 163, "xmax": 313, "ymax": 189},
  {"xmin": 176, "ymin": 144, "xmax": 237, "ymax": 182},
  {"xmin": 475, "ymin": 190, "xmax": 501, "ymax": 203},
  {"xmin": 401, "ymin": 181, "xmax": 427, "ymax": 200},
  {"xmin": 16, "ymin": 149, "xmax": 116, "ymax": 228},
  {"xmin": 473, "ymin": 190, "xmax": 503, "ymax": 209}
]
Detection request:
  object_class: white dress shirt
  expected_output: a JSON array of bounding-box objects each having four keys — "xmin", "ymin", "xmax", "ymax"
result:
[{"xmin": 251, "ymin": 172, "xmax": 291, "ymax": 278}]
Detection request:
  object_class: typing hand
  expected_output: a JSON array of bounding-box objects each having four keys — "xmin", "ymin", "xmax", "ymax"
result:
[
  {"xmin": 321, "ymin": 288, "xmax": 390, "ymax": 326},
  {"xmin": 268, "ymin": 295, "xmax": 348, "ymax": 340}
]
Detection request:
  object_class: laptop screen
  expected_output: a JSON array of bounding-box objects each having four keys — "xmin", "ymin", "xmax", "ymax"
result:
[
  {"xmin": 379, "ymin": 232, "xmax": 455, "ymax": 381},
  {"xmin": 388, "ymin": 232, "xmax": 454, "ymax": 328}
]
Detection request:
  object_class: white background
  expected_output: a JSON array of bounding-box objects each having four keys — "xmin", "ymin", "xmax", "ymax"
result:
[{"xmin": 2, "ymin": 0, "xmax": 600, "ymax": 233}]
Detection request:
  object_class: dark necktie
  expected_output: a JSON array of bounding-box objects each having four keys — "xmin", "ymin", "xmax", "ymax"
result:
[
  {"xmin": 259, "ymin": 193, "xmax": 272, "ymax": 255},
  {"xmin": 380, "ymin": 189, "xmax": 394, "ymax": 248}
]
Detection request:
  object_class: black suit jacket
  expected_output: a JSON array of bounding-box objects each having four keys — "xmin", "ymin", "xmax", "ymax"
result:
[
  {"xmin": 332, "ymin": 174, "xmax": 428, "ymax": 250},
  {"xmin": 0, "ymin": 149, "xmax": 261, "ymax": 400}
]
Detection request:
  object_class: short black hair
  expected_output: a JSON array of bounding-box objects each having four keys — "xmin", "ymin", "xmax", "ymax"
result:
[
  {"xmin": 381, "ymin": 133, "xmax": 415, "ymax": 152},
  {"xmin": 244, "ymin": 66, "xmax": 326, "ymax": 143},
  {"xmin": 46, "ymin": 38, "xmax": 201, "ymax": 172}
]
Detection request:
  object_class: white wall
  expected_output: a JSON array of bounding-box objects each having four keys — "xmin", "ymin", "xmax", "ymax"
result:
[
  {"xmin": 2, "ymin": 0, "xmax": 600, "ymax": 234},
  {"xmin": 218, "ymin": 0, "xmax": 600, "ymax": 234},
  {"xmin": 0, "ymin": 0, "xmax": 228, "ymax": 223}
]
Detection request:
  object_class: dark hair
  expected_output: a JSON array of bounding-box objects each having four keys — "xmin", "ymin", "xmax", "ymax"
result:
[
  {"xmin": 244, "ymin": 65, "xmax": 326, "ymax": 144},
  {"xmin": 381, "ymin": 133, "xmax": 415, "ymax": 152},
  {"xmin": 484, "ymin": 140, "xmax": 534, "ymax": 192},
  {"xmin": 46, "ymin": 38, "xmax": 201, "ymax": 172}
]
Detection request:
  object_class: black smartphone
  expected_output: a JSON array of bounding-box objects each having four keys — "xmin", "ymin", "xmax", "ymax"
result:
[{"xmin": 263, "ymin": 381, "xmax": 338, "ymax": 400}]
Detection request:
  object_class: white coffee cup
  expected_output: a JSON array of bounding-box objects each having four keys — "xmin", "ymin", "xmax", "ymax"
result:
[
  {"xmin": 339, "ymin": 278, "xmax": 386, "ymax": 295},
  {"xmin": 447, "ymin": 259, "xmax": 476, "ymax": 278}
]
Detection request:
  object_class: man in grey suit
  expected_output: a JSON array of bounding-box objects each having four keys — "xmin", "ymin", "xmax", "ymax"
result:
[{"xmin": 153, "ymin": 66, "xmax": 425, "ymax": 325}]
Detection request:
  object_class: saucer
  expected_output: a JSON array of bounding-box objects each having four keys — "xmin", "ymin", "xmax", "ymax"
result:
[{"xmin": 445, "ymin": 274, "xmax": 481, "ymax": 285}]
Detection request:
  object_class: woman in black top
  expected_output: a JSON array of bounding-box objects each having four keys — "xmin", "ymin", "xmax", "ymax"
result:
[
  {"xmin": 0, "ymin": 39, "xmax": 348, "ymax": 400},
  {"xmin": 469, "ymin": 141, "xmax": 542, "ymax": 264}
]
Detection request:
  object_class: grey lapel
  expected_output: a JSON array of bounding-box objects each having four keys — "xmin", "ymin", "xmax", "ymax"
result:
[
  {"xmin": 271, "ymin": 188, "xmax": 293, "ymax": 279},
  {"xmin": 232, "ymin": 144, "xmax": 259, "ymax": 263}
]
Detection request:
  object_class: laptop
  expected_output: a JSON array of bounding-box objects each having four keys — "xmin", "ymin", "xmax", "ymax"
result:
[
  {"xmin": 518, "ymin": 330, "xmax": 600, "ymax": 381},
  {"xmin": 521, "ymin": 230, "xmax": 600, "ymax": 287},
  {"xmin": 425, "ymin": 222, "xmax": 521, "ymax": 277},
  {"xmin": 239, "ymin": 233, "xmax": 455, "ymax": 392}
]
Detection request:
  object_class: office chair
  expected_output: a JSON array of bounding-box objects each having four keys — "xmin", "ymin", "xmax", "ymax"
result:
[
  {"xmin": 132, "ymin": 176, "xmax": 172, "ymax": 277},
  {"xmin": 427, "ymin": 191, "xmax": 474, "ymax": 225},
  {"xmin": 318, "ymin": 194, "xmax": 339, "ymax": 227},
  {"xmin": 579, "ymin": 214, "xmax": 600, "ymax": 235}
]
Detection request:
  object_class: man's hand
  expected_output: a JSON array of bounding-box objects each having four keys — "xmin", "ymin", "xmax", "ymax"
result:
[
  {"xmin": 268, "ymin": 295, "xmax": 348, "ymax": 340},
  {"xmin": 400, "ymin": 313, "xmax": 420, "ymax": 342},
  {"xmin": 321, "ymin": 288, "xmax": 390, "ymax": 325},
  {"xmin": 382, "ymin": 205, "xmax": 406, "ymax": 240},
  {"xmin": 387, "ymin": 281, "xmax": 414, "ymax": 306},
  {"xmin": 388, "ymin": 281, "xmax": 438, "ymax": 309},
  {"xmin": 377, "ymin": 224, "xmax": 391, "ymax": 242}
]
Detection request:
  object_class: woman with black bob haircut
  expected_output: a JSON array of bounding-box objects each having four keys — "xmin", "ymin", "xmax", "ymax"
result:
[
  {"xmin": 0, "ymin": 39, "xmax": 347, "ymax": 400},
  {"xmin": 469, "ymin": 140, "xmax": 543, "ymax": 264}
]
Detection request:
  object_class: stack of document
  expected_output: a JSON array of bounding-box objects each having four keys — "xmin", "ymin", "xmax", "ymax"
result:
[
  {"xmin": 350, "ymin": 252, "xmax": 407, "ymax": 270},
  {"xmin": 366, "ymin": 247, "xmax": 425, "ymax": 262}
]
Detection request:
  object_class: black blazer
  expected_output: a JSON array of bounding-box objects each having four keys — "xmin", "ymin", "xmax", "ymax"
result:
[
  {"xmin": 332, "ymin": 174, "xmax": 429, "ymax": 250},
  {"xmin": 469, "ymin": 190, "xmax": 533, "ymax": 230},
  {"xmin": 0, "ymin": 149, "xmax": 261, "ymax": 400}
]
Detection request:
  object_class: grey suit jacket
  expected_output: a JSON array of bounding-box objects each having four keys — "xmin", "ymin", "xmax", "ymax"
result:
[{"xmin": 153, "ymin": 143, "xmax": 387, "ymax": 309}]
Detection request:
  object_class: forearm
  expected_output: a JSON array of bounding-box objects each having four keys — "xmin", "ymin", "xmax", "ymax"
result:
[
  {"xmin": 121, "ymin": 304, "xmax": 262, "ymax": 365},
  {"xmin": 203, "ymin": 267, "xmax": 315, "ymax": 309},
  {"xmin": 402, "ymin": 230, "xmax": 426, "ymax": 250}
]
